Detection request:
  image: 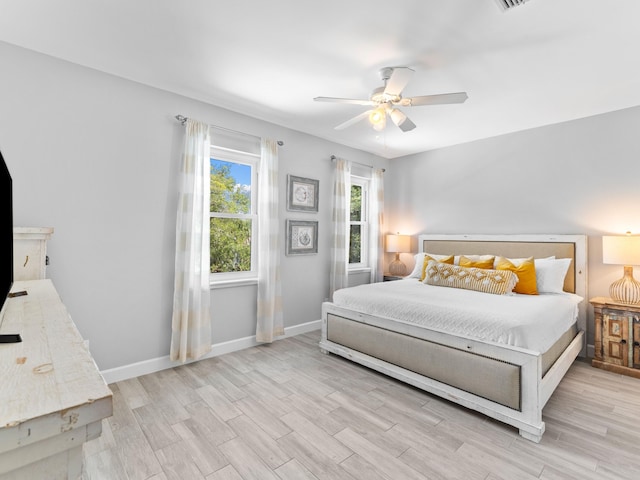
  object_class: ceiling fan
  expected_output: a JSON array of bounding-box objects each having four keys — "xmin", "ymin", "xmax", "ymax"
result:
[{"xmin": 314, "ymin": 66, "xmax": 468, "ymax": 133}]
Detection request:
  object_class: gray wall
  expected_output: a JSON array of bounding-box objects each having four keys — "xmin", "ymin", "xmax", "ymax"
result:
[
  {"xmin": 0, "ymin": 41, "xmax": 387, "ymax": 371},
  {"xmin": 3, "ymin": 38, "xmax": 635, "ymax": 369},
  {"xmin": 385, "ymin": 105, "xmax": 640, "ymax": 351}
]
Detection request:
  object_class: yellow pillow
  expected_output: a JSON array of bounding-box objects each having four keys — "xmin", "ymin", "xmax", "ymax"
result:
[
  {"xmin": 495, "ymin": 256, "xmax": 538, "ymax": 295},
  {"xmin": 423, "ymin": 261, "xmax": 517, "ymax": 295},
  {"xmin": 420, "ymin": 254, "xmax": 454, "ymax": 281},
  {"xmin": 459, "ymin": 255, "xmax": 495, "ymax": 269}
]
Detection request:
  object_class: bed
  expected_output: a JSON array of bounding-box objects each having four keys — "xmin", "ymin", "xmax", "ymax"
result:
[{"xmin": 320, "ymin": 234, "xmax": 587, "ymax": 442}]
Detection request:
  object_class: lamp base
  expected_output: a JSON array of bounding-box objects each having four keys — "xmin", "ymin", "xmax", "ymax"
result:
[
  {"xmin": 388, "ymin": 253, "xmax": 407, "ymax": 276},
  {"xmin": 610, "ymin": 265, "xmax": 640, "ymax": 305}
]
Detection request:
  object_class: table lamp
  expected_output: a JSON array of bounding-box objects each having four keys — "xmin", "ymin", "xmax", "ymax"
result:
[
  {"xmin": 386, "ymin": 234, "xmax": 411, "ymax": 276},
  {"xmin": 602, "ymin": 232, "xmax": 640, "ymax": 304}
]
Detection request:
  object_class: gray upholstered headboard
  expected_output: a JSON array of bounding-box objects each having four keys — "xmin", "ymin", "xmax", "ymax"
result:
[{"xmin": 422, "ymin": 239, "xmax": 576, "ymax": 293}]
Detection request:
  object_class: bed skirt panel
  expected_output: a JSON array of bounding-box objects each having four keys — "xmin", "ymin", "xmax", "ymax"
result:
[{"xmin": 327, "ymin": 313, "xmax": 522, "ymax": 410}]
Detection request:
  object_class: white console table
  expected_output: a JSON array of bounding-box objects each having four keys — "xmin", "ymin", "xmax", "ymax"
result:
[{"xmin": 0, "ymin": 280, "xmax": 112, "ymax": 479}]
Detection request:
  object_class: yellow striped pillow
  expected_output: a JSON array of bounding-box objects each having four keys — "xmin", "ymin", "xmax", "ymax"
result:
[{"xmin": 423, "ymin": 260, "xmax": 517, "ymax": 295}]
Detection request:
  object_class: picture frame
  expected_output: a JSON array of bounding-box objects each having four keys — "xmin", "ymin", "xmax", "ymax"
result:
[
  {"xmin": 286, "ymin": 220, "xmax": 318, "ymax": 255},
  {"xmin": 287, "ymin": 175, "xmax": 319, "ymax": 212}
]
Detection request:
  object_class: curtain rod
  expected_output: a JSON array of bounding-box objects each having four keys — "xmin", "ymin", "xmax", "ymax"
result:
[
  {"xmin": 175, "ymin": 115, "xmax": 284, "ymax": 146},
  {"xmin": 330, "ymin": 154, "xmax": 385, "ymax": 172}
]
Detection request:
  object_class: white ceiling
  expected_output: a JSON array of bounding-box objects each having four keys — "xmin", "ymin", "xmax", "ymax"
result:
[{"xmin": 1, "ymin": 0, "xmax": 639, "ymax": 159}]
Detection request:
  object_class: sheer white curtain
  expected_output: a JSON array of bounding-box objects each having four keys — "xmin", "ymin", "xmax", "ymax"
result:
[
  {"xmin": 170, "ymin": 119, "xmax": 212, "ymax": 363},
  {"xmin": 256, "ymin": 139, "xmax": 284, "ymax": 342},
  {"xmin": 329, "ymin": 158, "xmax": 351, "ymax": 300},
  {"xmin": 369, "ymin": 168, "xmax": 385, "ymax": 283}
]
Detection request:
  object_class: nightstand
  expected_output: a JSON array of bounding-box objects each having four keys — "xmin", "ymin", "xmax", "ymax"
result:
[
  {"xmin": 590, "ymin": 297, "xmax": 640, "ymax": 379},
  {"xmin": 383, "ymin": 274, "xmax": 406, "ymax": 282}
]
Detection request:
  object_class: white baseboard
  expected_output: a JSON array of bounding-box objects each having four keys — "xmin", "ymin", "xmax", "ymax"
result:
[{"xmin": 100, "ymin": 319, "xmax": 321, "ymax": 385}]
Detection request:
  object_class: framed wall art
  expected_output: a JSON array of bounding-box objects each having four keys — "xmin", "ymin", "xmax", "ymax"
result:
[
  {"xmin": 286, "ymin": 220, "xmax": 318, "ymax": 255},
  {"xmin": 287, "ymin": 175, "xmax": 319, "ymax": 212}
]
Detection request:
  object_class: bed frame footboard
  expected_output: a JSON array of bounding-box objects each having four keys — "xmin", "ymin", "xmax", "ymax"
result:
[{"xmin": 320, "ymin": 303, "xmax": 584, "ymax": 443}]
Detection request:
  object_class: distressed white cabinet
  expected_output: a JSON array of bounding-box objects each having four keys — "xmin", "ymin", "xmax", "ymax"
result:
[
  {"xmin": 13, "ymin": 227, "xmax": 54, "ymax": 281},
  {"xmin": 0, "ymin": 280, "xmax": 112, "ymax": 479}
]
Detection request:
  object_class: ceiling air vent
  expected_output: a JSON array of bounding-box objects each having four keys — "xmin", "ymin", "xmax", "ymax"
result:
[{"xmin": 495, "ymin": 0, "xmax": 531, "ymax": 11}]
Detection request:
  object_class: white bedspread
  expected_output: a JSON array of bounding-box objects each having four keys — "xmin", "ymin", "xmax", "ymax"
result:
[{"xmin": 332, "ymin": 279, "xmax": 583, "ymax": 353}]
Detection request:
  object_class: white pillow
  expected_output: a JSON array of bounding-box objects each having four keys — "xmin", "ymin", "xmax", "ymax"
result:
[
  {"xmin": 460, "ymin": 254, "xmax": 495, "ymax": 261},
  {"xmin": 408, "ymin": 253, "xmax": 424, "ymax": 278},
  {"xmin": 536, "ymin": 258, "xmax": 572, "ymax": 293}
]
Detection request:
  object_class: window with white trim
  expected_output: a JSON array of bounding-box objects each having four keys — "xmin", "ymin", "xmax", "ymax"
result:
[
  {"xmin": 349, "ymin": 176, "xmax": 369, "ymax": 269},
  {"xmin": 209, "ymin": 146, "xmax": 258, "ymax": 281}
]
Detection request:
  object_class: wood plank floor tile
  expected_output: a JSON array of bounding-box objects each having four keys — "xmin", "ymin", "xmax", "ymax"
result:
[
  {"xmin": 398, "ymin": 446, "xmax": 487, "ymax": 480},
  {"xmin": 205, "ymin": 465, "xmax": 243, "ymax": 480},
  {"xmin": 117, "ymin": 377, "xmax": 151, "ymax": 410},
  {"xmin": 218, "ymin": 437, "xmax": 280, "ymax": 480},
  {"xmin": 196, "ymin": 384, "xmax": 243, "ymax": 421},
  {"xmin": 234, "ymin": 396, "xmax": 292, "ymax": 439},
  {"xmin": 111, "ymin": 426, "xmax": 164, "ymax": 480},
  {"xmin": 153, "ymin": 443, "xmax": 207, "ymax": 480},
  {"xmin": 281, "ymin": 393, "xmax": 344, "ymax": 436},
  {"xmin": 82, "ymin": 331, "xmax": 640, "ymax": 479},
  {"xmin": 338, "ymin": 453, "xmax": 389, "ymax": 480},
  {"xmin": 595, "ymin": 461, "xmax": 640, "ymax": 480},
  {"xmin": 273, "ymin": 458, "xmax": 320, "ymax": 480},
  {"xmin": 276, "ymin": 431, "xmax": 359, "ymax": 480},
  {"xmin": 454, "ymin": 442, "xmax": 539, "ymax": 480},
  {"xmin": 82, "ymin": 447, "xmax": 130, "ymax": 480},
  {"xmin": 280, "ymin": 411, "xmax": 352, "ymax": 463},
  {"xmin": 226, "ymin": 414, "xmax": 291, "ymax": 469},
  {"xmin": 384, "ymin": 421, "xmax": 462, "ymax": 458},
  {"xmin": 327, "ymin": 391, "xmax": 395, "ymax": 432},
  {"xmin": 155, "ymin": 436, "xmax": 227, "ymax": 479},
  {"xmin": 334, "ymin": 427, "xmax": 427, "ymax": 480}
]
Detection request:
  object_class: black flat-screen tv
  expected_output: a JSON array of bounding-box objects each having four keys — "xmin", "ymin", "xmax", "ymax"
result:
[{"xmin": 0, "ymin": 149, "xmax": 13, "ymax": 318}]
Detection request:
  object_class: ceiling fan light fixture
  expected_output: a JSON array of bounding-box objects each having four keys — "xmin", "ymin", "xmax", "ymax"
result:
[
  {"xmin": 316, "ymin": 66, "xmax": 467, "ymax": 133},
  {"xmin": 388, "ymin": 108, "xmax": 406, "ymax": 127},
  {"xmin": 369, "ymin": 107, "xmax": 386, "ymax": 130}
]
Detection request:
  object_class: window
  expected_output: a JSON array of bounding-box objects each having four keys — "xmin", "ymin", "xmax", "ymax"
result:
[
  {"xmin": 209, "ymin": 147, "xmax": 258, "ymax": 280},
  {"xmin": 349, "ymin": 177, "xmax": 369, "ymax": 269}
]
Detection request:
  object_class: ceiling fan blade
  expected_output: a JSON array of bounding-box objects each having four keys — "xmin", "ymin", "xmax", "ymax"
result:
[
  {"xmin": 334, "ymin": 110, "xmax": 372, "ymax": 130},
  {"xmin": 383, "ymin": 67, "xmax": 415, "ymax": 97},
  {"xmin": 397, "ymin": 116, "xmax": 416, "ymax": 132},
  {"xmin": 400, "ymin": 92, "xmax": 468, "ymax": 106},
  {"xmin": 388, "ymin": 108, "xmax": 416, "ymax": 132},
  {"xmin": 314, "ymin": 96, "xmax": 375, "ymax": 106}
]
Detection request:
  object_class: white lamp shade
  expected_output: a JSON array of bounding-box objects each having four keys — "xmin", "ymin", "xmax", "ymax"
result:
[
  {"xmin": 386, "ymin": 234, "xmax": 411, "ymax": 253},
  {"xmin": 602, "ymin": 235, "xmax": 640, "ymax": 265}
]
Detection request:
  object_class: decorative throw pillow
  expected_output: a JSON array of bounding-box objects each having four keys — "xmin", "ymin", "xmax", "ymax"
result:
[
  {"xmin": 459, "ymin": 255, "xmax": 495, "ymax": 269},
  {"xmin": 408, "ymin": 253, "xmax": 426, "ymax": 278},
  {"xmin": 420, "ymin": 254, "xmax": 455, "ymax": 281},
  {"xmin": 495, "ymin": 256, "xmax": 538, "ymax": 295},
  {"xmin": 423, "ymin": 260, "xmax": 517, "ymax": 295},
  {"xmin": 501, "ymin": 256, "xmax": 555, "ymax": 266},
  {"xmin": 409, "ymin": 253, "xmax": 453, "ymax": 278},
  {"xmin": 536, "ymin": 258, "xmax": 572, "ymax": 293}
]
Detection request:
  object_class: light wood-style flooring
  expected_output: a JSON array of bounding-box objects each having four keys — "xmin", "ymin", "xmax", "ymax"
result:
[{"xmin": 82, "ymin": 331, "xmax": 640, "ymax": 479}]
